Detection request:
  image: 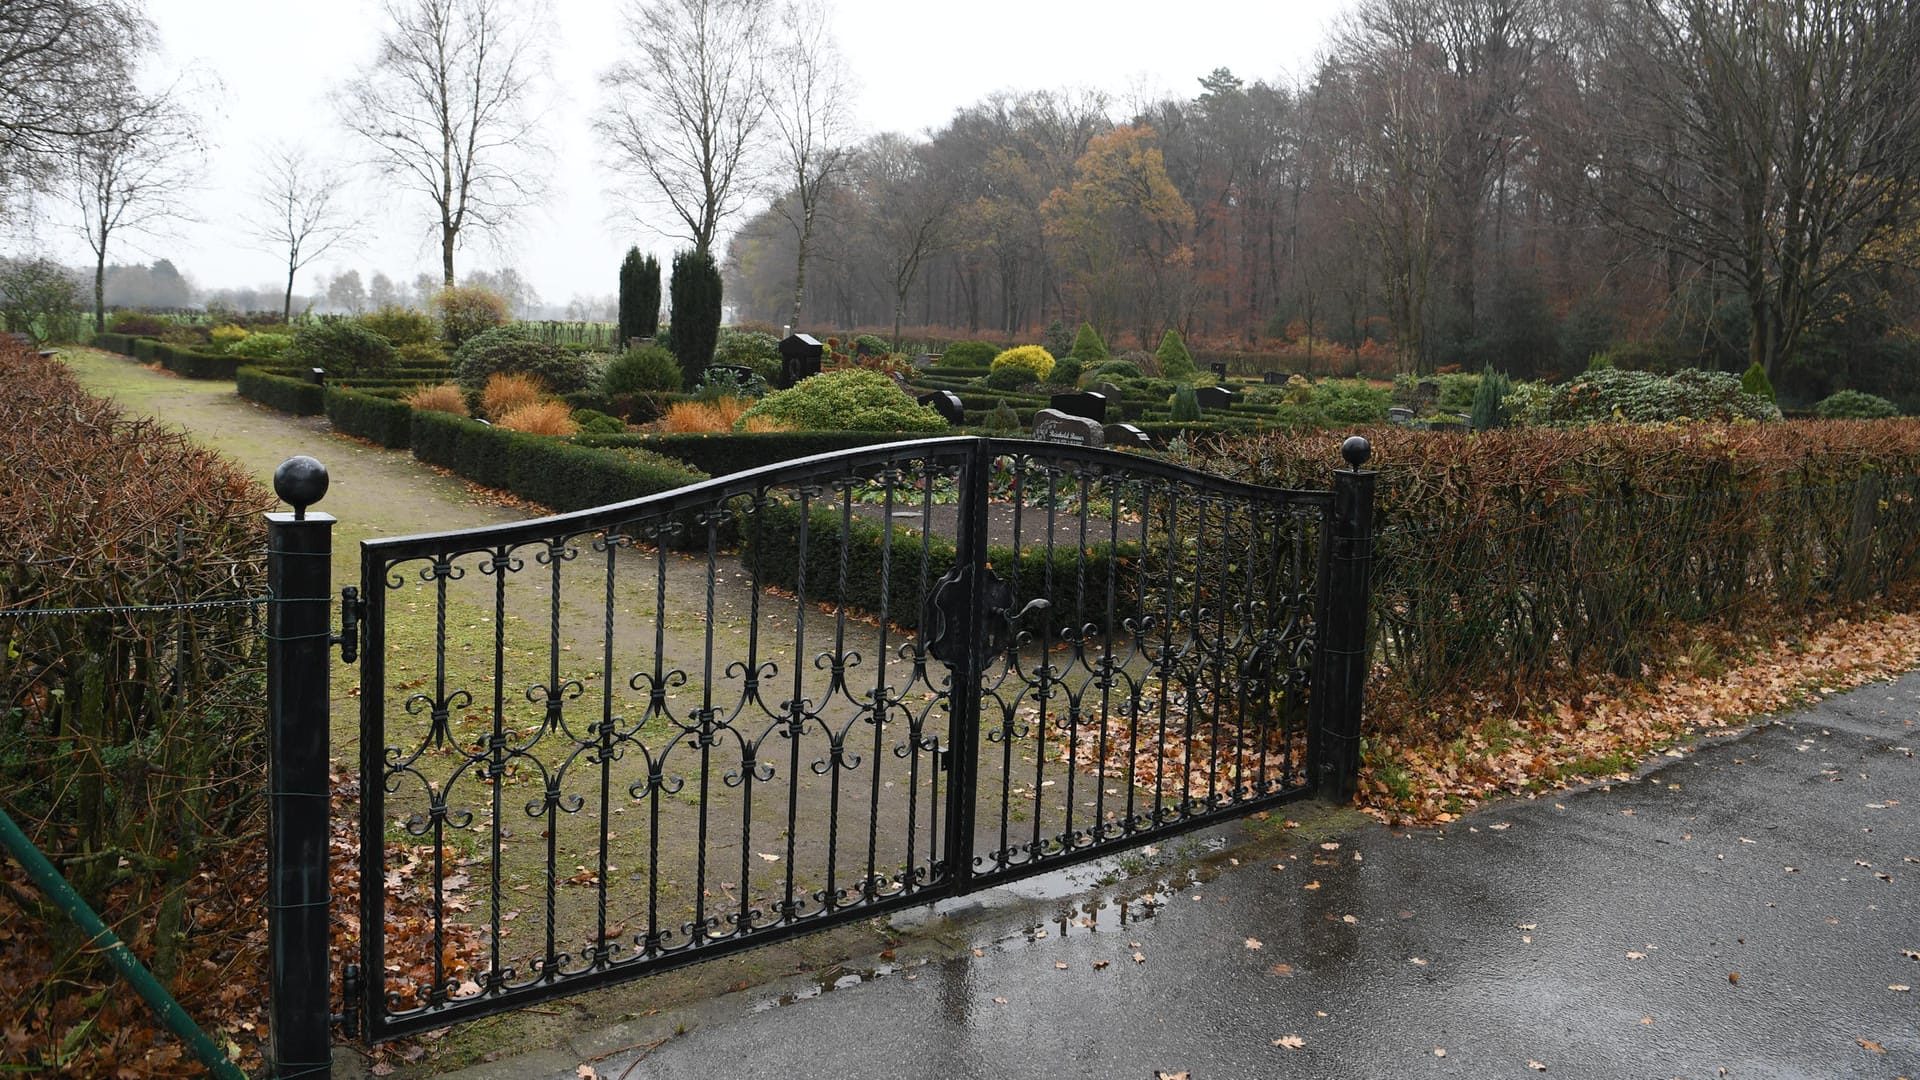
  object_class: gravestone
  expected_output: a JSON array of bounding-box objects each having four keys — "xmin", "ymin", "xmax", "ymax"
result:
[
  {"xmin": 1210, "ymin": 361, "xmax": 1228, "ymax": 380},
  {"xmin": 1091, "ymin": 381, "xmax": 1126, "ymax": 402},
  {"xmin": 1032, "ymin": 407, "xmax": 1104, "ymax": 447},
  {"xmin": 1194, "ymin": 385, "xmax": 1235, "ymax": 412},
  {"xmin": 917, "ymin": 390, "xmax": 965, "ymax": 425},
  {"xmin": 1388, "ymin": 406, "xmax": 1416, "ymax": 426},
  {"xmin": 1425, "ymin": 417, "xmax": 1469, "ymax": 433},
  {"xmin": 1413, "ymin": 378, "xmax": 1439, "ymax": 410},
  {"xmin": 776, "ymin": 333, "xmax": 823, "ymax": 389},
  {"xmin": 1049, "ymin": 390, "xmax": 1108, "ymax": 422},
  {"xmin": 1263, "ymin": 371, "xmax": 1288, "ymax": 385},
  {"xmin": 1104, "ymin": 423, "xmax": 1152, "ymax": 448}
]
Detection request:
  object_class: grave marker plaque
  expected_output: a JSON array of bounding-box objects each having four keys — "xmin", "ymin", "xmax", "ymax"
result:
[
  {"xmin": 1032, "ymin": 407, "xmax": 1104, "ymax": 447},
  {"xmin": 1049, "ymin": 390, "xmax": 1108, "ymax": 422}
]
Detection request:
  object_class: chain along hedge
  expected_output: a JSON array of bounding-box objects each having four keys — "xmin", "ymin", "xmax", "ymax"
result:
[
  {"xmin": 1195, "ymin": 421, "xmax": 1920, "ymax": 708},
  {"xmin": 740, "ymin": 497, "xmax": 1143, "ymax": 635},
  {"xmin": 237, "ymin": 366, "xmax": 325, "ymax": 414},
  {"xmin": 408, "ymin": 409, "xmax": 705, "ymax": 513},
  {"xmin": 326, "ymin": 386, "xmax": 413, "ymax": 448}
]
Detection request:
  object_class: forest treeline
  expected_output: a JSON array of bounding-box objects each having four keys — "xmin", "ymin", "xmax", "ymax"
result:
[{"xmin": 722, "ymin": 0, "xmax": 1920, "ymax": 405}]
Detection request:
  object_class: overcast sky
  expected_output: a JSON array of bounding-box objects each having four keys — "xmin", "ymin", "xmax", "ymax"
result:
[{"xmin": 26, "ymin": 0, "xmax": 1343, "ymax": 312}]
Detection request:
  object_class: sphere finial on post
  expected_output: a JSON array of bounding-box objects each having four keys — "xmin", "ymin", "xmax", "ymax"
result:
[
  {"xmin": 273, "ymin": 456, "xmax": 329, "ymax": 520},
  {"xmin": 1339, "ymin": 435, "xmax": 1372, "ymax": 471}
]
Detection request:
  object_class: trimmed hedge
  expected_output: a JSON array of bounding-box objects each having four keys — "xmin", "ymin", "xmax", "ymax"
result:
[
  {"xmin": 742, "ymin": 498, "xmax": 1143, "ymax": 634},
  {"xmin": 154, "ymin": 342, "xmax": 244, "ymax": 379},
  {"xmin": 237, "ymin": 367, "xmax": 325, "ymax": 415},
  {"xmin": 575, "ymin": 430, "xmax": 913, "ymax": 477},
  {"xmin": 93, "ymin": 331, "xmax": 136, "ymax": 355},
  {"xmin": 409, "ymin": 410, "xmax": 704, "ymax": 512},
  {"xmin": 326, "ymin": 386, "xmax": 414, "ymax": 448}
]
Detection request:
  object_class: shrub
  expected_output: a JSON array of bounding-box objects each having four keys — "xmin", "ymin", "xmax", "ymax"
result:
[
  {"xmin": 1741, "ymin": 361, "xmax": 1776, "ymax": 402},
  {"xmin": 429, "ymin": 284, "xmax": 509, "ymax": 347},
  {"xmin": 453, "ymin": 326, "xmax": 591, "ymax": 393},
  {"xmin": 409, "ymin": 409, "xmax": 705, "ymax": 512},
  {"xmin": 1813, "ymin": 389, "xmax": 1899, "ymax": 419},
  {"xmin": 1087, "ymin": 358, "xmax": 1144, "ymax": 382},
  {"xmin": 572, "ymin": 408, "xmax": 626, "ymax": 435},
  {"xmin": 990, "ymin": 344, "xmax": 1055, "ymax": 384},
  {"xmin": 711, "ymin": 327, "xmax": 781, "ymax": 381},
  {"xmin": 603, "ymin": 344, "xmax": 683, "ymax": 395},
  {"xmin": 107, "ymin": 311, "xmax": 166, "ymax": 336},
  {"xmin": 1470, "ymin": 365, "xmax": 1514, "ymax": 430},
  {"xmin": 1314, "ymin": 378, "xmax": 1393, "ymax": 424},
  {"xmin": 1436, "ymin": 372, "xmax": 1481, "ymax": 411},
  {"xmin": 1547, "ymin": 368, "xmax": 1781, "ymax": 425},
  {"xmin": 694, "ymin": 365, "xmax": 769, "ymax": 400},
  {"xmin": 982, "ymin": 398, "xmax": 1022, "ymax": 431},
  {"xmin": 360, "ymin": 305, "xmax": 438, "ymax": 347},
  {"xmin": 237, "ymin": 366, "xmax": 325, "ymax": 414},
  {"xmin": 481, "ymin": 371, "xmax": 547, "ymax": 419},
  {"xmin": 1069, "ymin": 322, "xmax": 1109, "ymax": 365},
  {"xmin": 669, "ymin": 249, "xmax": 722, "ymax": 388},
  {"xmin": 1042, "ymin": 319, "xmax": 1073, "ymax": 358},
  {"xmin": 1155, "ymin": 329, "xmax": 1195, "ymax": 379},
  {"xmin": 852, "ymin": 333, "xmax": 890, "ymax": 357},
  {"xmin": 495, "ymin": 400, "xmax": 579, "ymax": 436},
  {"xmin": 985, "ymin": 366, "xmax": 1030, "ymax": 391},
  {"xmin": 405, "ymin": 382, "xmax": 469, "ymax": 416},
  {"xmin": 230, "ymin": 331, "xmax": 293, "ymax": 361},
  {"xmin": 1050, "ymin": 355, "xmax": 1084, "ymax": 386},
  {"xmin": 736, "ymin": 368, "xmax": 946, "ymax": 433},
  {"xmin": 939, "ymin": 340, "xmax": 999, "ymax": 368},
  {"xmin": 210, "ymin": 323, "xmax": 250, "ymax": 352},
  {"xmin": 395, "ymin": 340, "xmax": 449, "ymax": 367},
  {"xmin": 1168, "ymin": 383, "xmax": 1202, "ymax": 421},
  {"xmin": 660, "ymin": 397, "xmax": 751, "ymax": 433},
  {"xmin": 286, "ymin": 317, "xmax": 395, "ymax": 376},
  {"xmin": 154, "ymin": 342, "xmax": 243, "ymax": 379}
]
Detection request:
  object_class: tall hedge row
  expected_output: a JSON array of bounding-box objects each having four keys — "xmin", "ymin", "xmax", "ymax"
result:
[{"xmin": 1197, "ymin": 422, "xmax": 1920, "ymax": 705}]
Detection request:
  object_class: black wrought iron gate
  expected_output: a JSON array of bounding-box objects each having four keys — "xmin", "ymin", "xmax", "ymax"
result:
[{"xmin": 345, "ymin": 435, "xmax": 1374, "ymax": 1041}]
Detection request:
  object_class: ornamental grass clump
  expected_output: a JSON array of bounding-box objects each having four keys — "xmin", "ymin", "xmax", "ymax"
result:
[
  {"xmin": 405, "ymin": 382, "xmax": 469, "ymax": 416},
  {"xmin": 481, "ymin": 371, "xmax": 545, "ymax": 419},
  {"xmin": 659, "ymin": 397, "xmax": 752, "ymax": 434},
  {"xmin": 494, "ymin": 399, "xmax": 579, "ymax": 436}
]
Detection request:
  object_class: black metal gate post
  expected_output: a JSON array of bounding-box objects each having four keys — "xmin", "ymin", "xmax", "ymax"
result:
[
  {"xmin": 936, "ymin": 438, "xmax": 992, "ymax": 891},
  {"xmin": 1311, "ymin": 437, "xmax": 1377, "ymax": 802},
  {"xmin": 266, "ymin": 457, "xmax": 335, "ymax": 1079}
]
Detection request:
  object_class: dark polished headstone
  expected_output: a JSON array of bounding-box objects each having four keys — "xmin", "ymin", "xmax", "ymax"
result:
[
  {"xmin": 1049, "ymin": 390, "xmax": 1108, "ymax": 422},
  {"xmin": 917, "ymin": 390, "xmax": 965, "ymax": 425},
  {"xmin": 1194, "ymin": 385, "xmax": 1235, "ymax": 412},
  {"xmin": 777, "ymin": 333, "xmax": 823, "ymax": 389},
  {"xmin": 1103, "ymin": 423, "xmax": 1152, "ymax": 448}
]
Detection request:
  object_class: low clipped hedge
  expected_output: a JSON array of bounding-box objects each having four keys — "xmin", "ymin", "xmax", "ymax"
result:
[
  {"xmin": 742, "ymin": 498, "xmax": 1143, "ymax": 634},
  {"xmin": 92, "ymin": 331, "xmax": 136, "ymax": 355},
  {"xmin": 409, "ymin": 410, "xmax": 704, "ymax": 512},
  {"xmin": 154, "ymin": 342, "xmax": 243, "ymax": 380},
  {"xmin": 575, "ymin": 431, "xmax": 914, "ymax": 477},
  {"xmin": 326, "ymin": 386, "xmax": 413, "ymax": 448},
  {"xmin": 237, "ymin": 366, "xmax": 325, "ymax": 415}
]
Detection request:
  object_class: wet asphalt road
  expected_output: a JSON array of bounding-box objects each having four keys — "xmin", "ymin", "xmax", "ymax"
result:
[{"xmin": 444, "ymin": 670, "xmax": 1920, "ymax": 1080}]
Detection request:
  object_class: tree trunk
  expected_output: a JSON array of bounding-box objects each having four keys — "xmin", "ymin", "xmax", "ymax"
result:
[
  {"xmin": 442, "ymin": 227, "xmax": 457, "ymax": 289},
  {"xmin": 284, "ymin": 260, "xmax": 297, "ymax": 323},
  {"xmin": 93, "ymin": 255, "xmax": 106, "ymax": 334}
]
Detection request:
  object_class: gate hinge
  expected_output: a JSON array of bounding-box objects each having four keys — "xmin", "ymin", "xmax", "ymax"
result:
[
  {"xmin": 335, "ymin": 963, "xmax": 361, "ymax": 1039},
  {"xmin": 333, "ymin": 586, "xmax": 364, "ymax": 664}
]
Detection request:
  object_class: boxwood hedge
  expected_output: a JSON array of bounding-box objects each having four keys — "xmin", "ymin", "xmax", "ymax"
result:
[{"xmin": 237, "ymin": 367, "xmax": 325, "ymax": 415}]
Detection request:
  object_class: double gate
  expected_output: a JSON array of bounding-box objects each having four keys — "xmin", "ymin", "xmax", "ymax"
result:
[{"xmin": 326, "ymin": 435, "xmax": 1373, "ymax": 1042}]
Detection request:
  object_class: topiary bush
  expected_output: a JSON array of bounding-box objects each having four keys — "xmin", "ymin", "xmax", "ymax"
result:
[
  {"xmin": 453, "ymin": 326, "xmax": 591, "ymax": 393},
  {"xmin": 602, "ymin": 344, "xmax": 682, "ymax": 396},
  {"xmin": 985, "ymin": 367, "xmax": 1029, "ymax": 391},
  {"xmin": 429, "ymin": 285, "xmax": 508, "ymax": 348},
  {"xmin": 572, "ymin": 408, "xmax": 627, "ymax": 435},
  {"xmin": 1168, "ymin": 383, "xmax": 1202, "ymax": 421},
  {"xmin": 990, "ymin": 344, "xmax": 1055, "ymax": 384},
  {"xmin": 1155, "ymin": 329, "xmax": 1195, "ymax": 380},
  {"xmin": 1470, "ymin": 364, "xmax": 1514, "ymax": 430},
  {"xmin": 1813, "ymin": 389, "xmax": 1900, "ymax": 419},
  {"xmin": 360, "ymin": 305, "xmax": 438, "ymax": 348},
  {"xmin": 852, "ymin": 333, "xmax": 891, "ymax": 358},
  {"xmin": 286, "ymin": 317, "xmax": 395, "ymax": 376},
  {"xmin": 736, "ymin": 368, "xmax": 946, "ymax": 433},
  {"xmin": 1741, "ymin": 361, "xmax": 1776, "ymax": 402},
  {"xmin": 939, "ymin": 340, "xmax": 998, "ymax": 368},
  {"xmin": 1050, "ymin": 355, "xmax": 1083, "ymax": 386},
  {"xmin": 1069, "ymin": 322, "xmax": 1110, "ymax": 365}
]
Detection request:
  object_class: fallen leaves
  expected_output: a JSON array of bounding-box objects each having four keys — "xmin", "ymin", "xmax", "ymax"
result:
[
  {"xmin": 1529, "ymin": 1060, "xmax": 1548, "ymax": 1071},
  {"xmin": 1245, "ymin": 938, "xmax": 1263, "ymax": 950},
  {"xmin": 1272, "ymin": 1035, "xmax": 1306, "ymax": 1050},
  {"xmin": 1858, "ymin": 1038, "xmax": 1886, "ymax": 1054}
]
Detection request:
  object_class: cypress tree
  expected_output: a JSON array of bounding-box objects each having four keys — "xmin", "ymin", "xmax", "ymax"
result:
[
  {"xmin": 617, "ymin": 246, "xmax": 645, "ymax": 345},
  {"xmin": 1469, "ymin": 363, "xmax": 1513, "ymax": 430},
  {"xmin": 668, "ymin": 249, "xmax": 722, "ymax": 389},
  {"xmin": 638, "ymin": 254, "xmax": 661, "ymax": 337},
  {"xmin": 1740, "ymin": 360, "xmax": 1775, "ymax": 402}
]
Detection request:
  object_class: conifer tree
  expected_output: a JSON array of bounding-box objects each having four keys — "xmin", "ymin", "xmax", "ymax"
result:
[
  {"xmin": 669, "ymin": 248, "xmax": 722, "ymax": 388},
  {"xmin": 1156, "ymin": 328, "xmax": 1195, "ymax": 379}
]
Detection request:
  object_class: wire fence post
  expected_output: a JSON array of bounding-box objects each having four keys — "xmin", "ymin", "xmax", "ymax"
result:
[
  {"xmin": 1313, "ymin": 437, "xmax": 1377, "ymax": 802},
  {"xmin": 266, "ymin": 457, "xmax": 334, "ymax": 1079}
]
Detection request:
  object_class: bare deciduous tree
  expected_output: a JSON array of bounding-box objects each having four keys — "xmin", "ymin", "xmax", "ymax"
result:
[
  {"xmin": 854, "ymin": 133, "xmax": 953, "ymax": 347},
  {"xmin": 246, "ymin": 144, "xmax": 360, "ymax": 322},
  {"xmin": 337, "ymin": 0, "xmax": 551, "ymax": 288},
  {"xmin": 600, "ymin": 0, "xmax": 773, "ymax": 256},
  {"xmin": 766, "ymin": 0, "xmax": 852, "ymax": 330},
  {"xmin": 65, "ymin": 87, "xmax": 199, "ymax": 332},
  {"xmin": 0, "ymin": 0, "xmax": 151, "ymax": 201}
]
